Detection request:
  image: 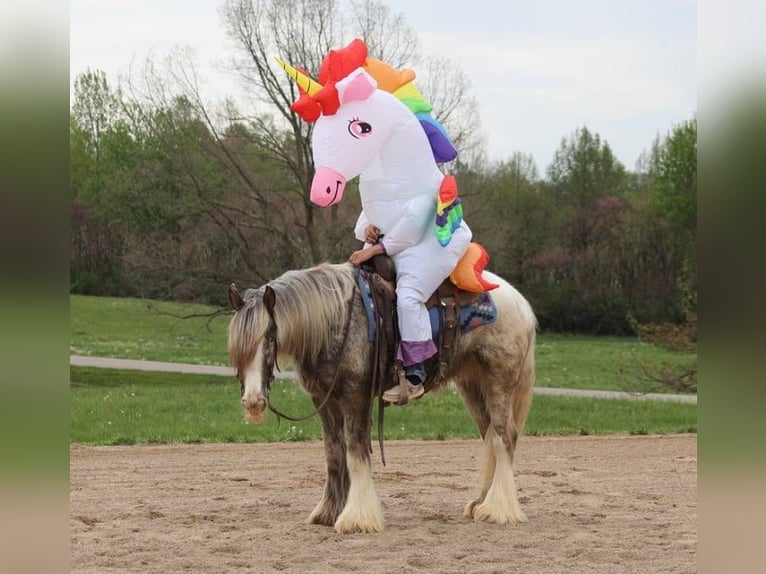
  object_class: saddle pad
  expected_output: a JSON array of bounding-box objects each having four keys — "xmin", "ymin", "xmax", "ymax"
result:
[
  {"xmin": 427, "ymin": 291, "xmax": 498, "ymax": 339},
  {"xmin": 357, "ymin": 269, "xmax": 497, "ymax": 342}
]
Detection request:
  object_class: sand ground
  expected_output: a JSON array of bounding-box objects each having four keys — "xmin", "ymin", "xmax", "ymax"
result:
[{"xmin": 70, "ymin": 434, "xmax": 696, "ymax": 573}]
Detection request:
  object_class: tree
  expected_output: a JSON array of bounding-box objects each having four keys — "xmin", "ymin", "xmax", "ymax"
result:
[
  {"xmin": 348, "ymin": 0, "xmax": 419, "ymax": 69},
  {"xmin": 482, "ymin": 152, "xmax": 544, "ymax": 282},
  {"xmin": 547, "ymin": 126, "xmax": 627, "ymax": 252},
  {"xmin": 646, "ymin": 117, "xmax": 697, "ymax": 317},
  {"xmin": 548, "ymin": 126, "xmax": 626, "ymax": 205},
  {"xmin": 419, "ymin": 55, "xmax": 483, "ymax": 163},
  {"xmin": 70, "ymin": 69, "xmax": 123, "ymax": 204},
  {"xmin": 651, "ymin": 118, "xmax": 697, "ymax": 238}
]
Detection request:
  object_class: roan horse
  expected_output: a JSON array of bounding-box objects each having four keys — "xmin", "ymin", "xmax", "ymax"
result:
[{"xmin": 228, "ymin": 262, "xmax": 536, "ymax": 533}]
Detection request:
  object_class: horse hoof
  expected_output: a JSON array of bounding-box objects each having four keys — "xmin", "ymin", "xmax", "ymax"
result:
[
  {"xmin": 306, "ymin": 512, "xmax": 336, "ymax": 527},
  {"xmin": 334, "ymin": 512, "xmax": 384, "ymax": 534},
  {"xmin": 472, "ymin": 501, "xmax": 527, "ymax": 524}
]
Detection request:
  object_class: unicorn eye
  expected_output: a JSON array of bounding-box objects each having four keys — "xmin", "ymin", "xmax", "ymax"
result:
[{"xmin": 348, "ymin": 119, "xmax": 373, "ymax": 139}]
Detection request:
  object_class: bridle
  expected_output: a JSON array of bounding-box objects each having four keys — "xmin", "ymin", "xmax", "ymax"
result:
[{"xmin": 260, "ymin": 280, "xmax": 358, "ymax": 423}]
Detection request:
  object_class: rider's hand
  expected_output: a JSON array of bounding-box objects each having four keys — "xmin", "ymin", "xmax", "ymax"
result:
[
  {"xmin": 364, "ymin": 225, "xmax": 381, "ymax": 244},
  {"xmin": 349, "ymin": 243, "xmax": 386, "ymax": 267}
]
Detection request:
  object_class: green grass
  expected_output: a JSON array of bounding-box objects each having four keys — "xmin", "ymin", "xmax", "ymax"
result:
[
  {"xmin": 70, "ymin": 294, "xmax": 696, "ymax": 394},
  {"xmin": 535, "ymin": 333, "xmax": 696, "ymax": 393},
  {"xmin": 70, "ymin": 294, "xmax": 230, "ymax": 365},
  {"xmin": 70, "ymin": 367, "xmax": 696, "ymax": 445}
]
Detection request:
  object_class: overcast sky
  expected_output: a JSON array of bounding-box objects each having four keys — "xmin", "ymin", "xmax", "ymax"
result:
[{"xmin": 70, "ymin": 0, "xmax": 698, "ymax": 172}]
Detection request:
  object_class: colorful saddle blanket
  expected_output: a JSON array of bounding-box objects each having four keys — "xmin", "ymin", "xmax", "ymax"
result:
[{"xmin": 356, "ymin": 269, "xmax": 497, "ymax": 342}]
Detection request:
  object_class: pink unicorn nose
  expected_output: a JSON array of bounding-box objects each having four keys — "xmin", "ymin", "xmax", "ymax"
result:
[{"xmin": 311, "ymin": 167, "xmax": 346, "ymax": 207}]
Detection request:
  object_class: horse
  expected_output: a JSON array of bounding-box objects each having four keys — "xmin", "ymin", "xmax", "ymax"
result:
[{"xmin": 228, "ymin": 261, "xmax": 536, "ymax": 533}]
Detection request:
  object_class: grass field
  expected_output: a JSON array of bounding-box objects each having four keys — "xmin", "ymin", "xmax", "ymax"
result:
[
  {"xmin": 71, "ymin": 294, "xmax": 696, "ymax": 394},
  {"xmin": 70, "ymin": 367, "xmax": 696, "ymax": 445},
  {"xmin": 70, "ymin": 295, "xmax": 230, "ymax": 365}
]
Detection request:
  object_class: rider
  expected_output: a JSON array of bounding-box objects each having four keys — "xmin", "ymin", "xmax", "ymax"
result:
[{"xmin": 349, "ymin": 199, "xmax": 471, "ymax": 404}]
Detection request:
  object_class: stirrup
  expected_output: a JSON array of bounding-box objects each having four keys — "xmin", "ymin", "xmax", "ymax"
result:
[{"xmin": 382, "ymin": 378, "xmax": 424, "ymax": 405}]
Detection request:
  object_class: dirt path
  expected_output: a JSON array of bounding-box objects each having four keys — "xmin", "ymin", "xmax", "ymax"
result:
[{"xmin": 70, "ymin": 435, "xmax": 696, "ymax": 573}]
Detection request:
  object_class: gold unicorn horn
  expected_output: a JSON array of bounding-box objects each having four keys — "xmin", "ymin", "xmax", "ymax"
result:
[{"xmin": 274, "ymin": 57, "xmax": 323, "ymax": 96}]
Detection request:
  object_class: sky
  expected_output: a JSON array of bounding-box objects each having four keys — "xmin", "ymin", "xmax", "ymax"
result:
[{"xmin": 70, "ymin": 0, "xmax": 698, "ymax": 172}]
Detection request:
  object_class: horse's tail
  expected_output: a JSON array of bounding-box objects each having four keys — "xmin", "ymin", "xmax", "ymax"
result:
[{"xmin": 512, "ymin": 322, "xmax": 537, "ymax": 437}]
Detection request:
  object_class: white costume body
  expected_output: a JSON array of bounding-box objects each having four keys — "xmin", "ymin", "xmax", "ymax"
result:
[{"xmin": 352, "ymin": 111, "xmax": 471, "ymax": 359}]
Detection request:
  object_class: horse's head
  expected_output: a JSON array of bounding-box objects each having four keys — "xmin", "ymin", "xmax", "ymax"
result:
[{"xmin": 228, "ymin": 283, "xmax": 278, "ymax": 423}]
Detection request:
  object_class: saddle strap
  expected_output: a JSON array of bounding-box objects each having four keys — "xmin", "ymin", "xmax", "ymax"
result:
[
  {"xmin": 364, "ymin": 270, "xmax": 399, "ymax": 466},
  {"xmin": 440, "ymin": 294, "xmax": 460, "ymax": 367}
]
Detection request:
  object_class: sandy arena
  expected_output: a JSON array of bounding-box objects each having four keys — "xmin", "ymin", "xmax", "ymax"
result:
[{"xmin": 70, "ymin": 434, "xmax": 696, "ymax": 573}]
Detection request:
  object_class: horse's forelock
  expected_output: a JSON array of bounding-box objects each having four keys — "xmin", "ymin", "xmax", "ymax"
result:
[{"xmin": 228, "ymin": 289, "xmax": 266, "ymax": 378}]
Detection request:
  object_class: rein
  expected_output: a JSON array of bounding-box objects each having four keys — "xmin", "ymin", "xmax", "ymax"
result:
[{"xmin": 264, "ymin": 279, "xmax": 358, "ymax": 423}]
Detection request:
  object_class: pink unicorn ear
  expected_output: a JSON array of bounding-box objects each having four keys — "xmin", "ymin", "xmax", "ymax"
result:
[{"xmin": 337, "ymin": 69, "xmax": 377, "ymax": 104}]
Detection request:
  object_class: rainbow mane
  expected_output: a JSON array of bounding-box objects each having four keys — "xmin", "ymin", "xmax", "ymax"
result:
[
  {"xmin": 397, "ymin": 84, "xmax": 458, "ymax": 163},
  {"xmin": 365, "ymin": 61, "xmax": 458, "ymax": 164}
]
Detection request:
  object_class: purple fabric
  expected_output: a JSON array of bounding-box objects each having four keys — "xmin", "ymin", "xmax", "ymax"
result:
[
  {"xmin": 397, "ymin": 339, "xmax": 438, "ymax": 366},
  {"xmin": 418, "ymin": 117, "xmax": 458, "ymax": 163}
]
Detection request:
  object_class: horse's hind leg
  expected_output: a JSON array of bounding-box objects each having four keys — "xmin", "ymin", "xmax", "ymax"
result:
[
  {"xmin": 471, "ymin": 423, "xmax": 526, "ymax": 524},
  {"xmin": 334, "ymin": 394, "xmax": 384, "ymax": 533},
  {"xmin": 472, "ymin": 343, "xmax": 535, "ymax": 524},
  {"xmin": 307, "ymin": 401, "xmax": 349, "ymax": 526},
  {"xmin": 455, "ymin": 376, "xmax": 495, "ymax": 518}
]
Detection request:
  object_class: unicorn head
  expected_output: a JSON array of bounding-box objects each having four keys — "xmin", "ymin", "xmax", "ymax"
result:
[{"xmin": 277, "ymin": 39, "xmax": 458, "ymax": 208}]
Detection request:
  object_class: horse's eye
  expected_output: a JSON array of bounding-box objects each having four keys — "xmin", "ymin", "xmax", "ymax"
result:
[{"xmin": 348, "ymin": 119, "xmax": 373, "ymax": 139}]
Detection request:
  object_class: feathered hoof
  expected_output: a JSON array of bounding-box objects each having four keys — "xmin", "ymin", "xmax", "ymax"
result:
[
  {"xmin": 306, "ymin": 509, "xmax": 337, "ymax": 527},
  {"xmin": 472, "ymin": 500, "xmax": 527, "ymax": 524},
  {"xmin": 464, "ymin": 498, "xmax": 482, "ymax": 518},
  {"xmin": 334, "ymin": 510, "xmax": 384, "ymax": 534}
]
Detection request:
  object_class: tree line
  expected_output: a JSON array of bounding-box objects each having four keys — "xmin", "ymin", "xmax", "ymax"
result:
[{"xmin": 70, "ymin": 0, "xmax": 696, "ymax": 335}]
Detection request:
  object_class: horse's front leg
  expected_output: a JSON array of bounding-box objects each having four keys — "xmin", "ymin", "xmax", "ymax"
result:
[
  {"xmin": 334, "ymin": 392, "xmax": 384, "ymax": 533},
  {"xmin": 307, "ymin": 399, "xmax": 349, "ymax": 526}
]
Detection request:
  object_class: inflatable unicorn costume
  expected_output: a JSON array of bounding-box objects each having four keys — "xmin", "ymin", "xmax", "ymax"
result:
[{"xmin": 278, "ymin": 39, "xmax": 497, "ymax": 402}]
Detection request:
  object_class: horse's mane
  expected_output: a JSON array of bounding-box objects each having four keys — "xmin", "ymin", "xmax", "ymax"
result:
[{"xmin": 228, "ymin": 263, "xmax": 356, "ymax": 376}]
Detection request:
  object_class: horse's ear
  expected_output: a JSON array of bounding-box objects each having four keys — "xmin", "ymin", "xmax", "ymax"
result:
[
  {"xmin": 263, "ymin": 285, "xmax": 276, "ymax": 315},
  {"xmin": 228, "ymin": 282, "xmax": 243, "ymax": 311},
  {"xmin": 337, "ymin": 69, "xmax": 377, "ymax": 104}
]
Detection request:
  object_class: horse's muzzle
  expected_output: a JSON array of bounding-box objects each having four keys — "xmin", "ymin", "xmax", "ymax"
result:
[
  {"xmin": 311, "ymin": 167, "xmax": 346, "ymax": 207},
  {"xmin": 241, "ymin": 393, "xmax": 267, "ymax": 423}
]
